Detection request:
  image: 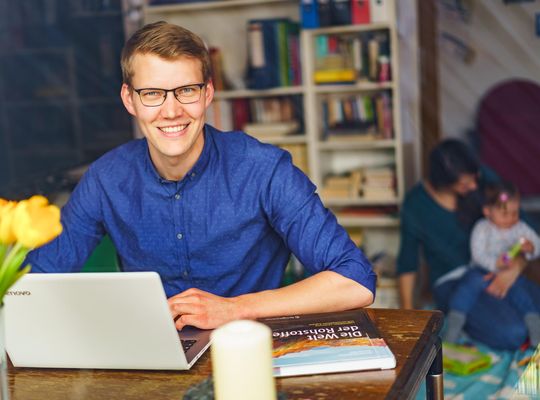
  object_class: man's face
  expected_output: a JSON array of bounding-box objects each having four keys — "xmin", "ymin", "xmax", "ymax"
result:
[
  {"xmin": 120, "ymin": 53, "xmax": 214, "ymax": 178},
  {"xmin": 450, "ymin": 173, "xmax": 478, "ymax": 196}
]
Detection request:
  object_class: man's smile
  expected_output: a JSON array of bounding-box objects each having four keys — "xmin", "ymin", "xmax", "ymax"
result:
[{"xmin": 158, "ymin": 123, "xmax": 189, "ymax": 137}]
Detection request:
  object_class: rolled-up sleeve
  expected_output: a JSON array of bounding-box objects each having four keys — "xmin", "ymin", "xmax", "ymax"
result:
[{"xmin": 262, "ymin": 152, "xmax": 377, "ymax": 296}]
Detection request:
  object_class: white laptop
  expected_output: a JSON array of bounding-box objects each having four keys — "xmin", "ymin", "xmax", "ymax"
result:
[{"xmin": 4, "ymin": 271, "xmax": 212, "ymax": 370}]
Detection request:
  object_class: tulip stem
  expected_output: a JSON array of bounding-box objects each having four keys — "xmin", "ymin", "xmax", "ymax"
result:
[
  {"xmin": 1, "ymin": 242, "xmax": 24, "ymax": 271},
  {"xmin": 0, "ymin": 243, "xmax": 7, "ymax": 265}
]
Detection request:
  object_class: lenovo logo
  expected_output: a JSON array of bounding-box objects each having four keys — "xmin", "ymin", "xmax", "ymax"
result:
[{"xmin": 5, "ymin": 290, "xmax": 31, "ymax": 296}]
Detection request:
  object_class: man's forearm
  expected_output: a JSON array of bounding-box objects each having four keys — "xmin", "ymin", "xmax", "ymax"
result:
[
  {"xmin": 398, "ymin": 272, "xmax": 416, "ymax": 309},
  {"xmin": 234, "ymin": 271, "xmax": 374, "ymax": 320}
]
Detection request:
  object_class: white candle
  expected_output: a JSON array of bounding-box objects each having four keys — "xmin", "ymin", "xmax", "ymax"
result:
[{"xmin": 211, "ymin": 320, "xmax": 277, "ymax": 400}]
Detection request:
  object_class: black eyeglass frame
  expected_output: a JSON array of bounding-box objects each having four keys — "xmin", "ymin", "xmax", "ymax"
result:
[{"xmin": 131, "ymin": 83, "xmax": 206, "ymax": 107}]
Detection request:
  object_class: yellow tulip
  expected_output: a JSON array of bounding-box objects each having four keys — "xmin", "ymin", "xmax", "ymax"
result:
[
  {"xmin": 0, "ymin": 200, "xmax": 18, "ymax": 245},
  {"xmin": 12, "ymin": 198, "xmax": 63, "ymax": 249},
  {"xmin": 27, "ymin": 195, "xmax": 49, "ymax": 208}
]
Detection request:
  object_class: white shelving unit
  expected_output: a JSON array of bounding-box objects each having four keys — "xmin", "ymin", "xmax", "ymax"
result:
[{"xmin": 143, "ymin": 0, "xmax": 404, "ymax": 259}]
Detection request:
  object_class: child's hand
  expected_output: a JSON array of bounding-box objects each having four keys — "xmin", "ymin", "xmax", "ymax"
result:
[
  {"xmin": 507, "ymin": 255, "xmax": 526, "ymax": 270},
  {"xmin": 496, "ymin": 254, "xmax": 508, "ymax": 269},
  {"xmin": 520, "ymin": 238, "xmax": 534, "ymax": 254}
]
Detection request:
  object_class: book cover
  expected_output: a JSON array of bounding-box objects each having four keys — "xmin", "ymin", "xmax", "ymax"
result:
[{"xmin": 259, "ymin": 310, "xmax": 396, "ymax": 377}]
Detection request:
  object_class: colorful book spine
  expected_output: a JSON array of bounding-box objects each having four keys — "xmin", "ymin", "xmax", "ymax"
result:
[
  {"xmin": 300, "ymin": 0, "xmax": 319, "ymax": 29},
  {"xmin": 246, "ymin": 18, "xmax": 299, "ymax": 89},
  {"xmin": 352, "ymin": 0, "xmax": 371, "ymax": 24}
]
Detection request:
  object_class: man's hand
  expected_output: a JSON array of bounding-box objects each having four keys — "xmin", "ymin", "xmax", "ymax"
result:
[
  {"xmin": 485, "ymin": 256, "xmax": 526, "ymax": 298},
  {"xmin": 168, "ymin": 288, "xmax": 243, "ymax": 330}
]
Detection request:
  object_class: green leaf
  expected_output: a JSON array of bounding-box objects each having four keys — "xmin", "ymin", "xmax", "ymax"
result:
[{"xmin": 0, "ymin": 247, "xmax": 30, "ymax": 302}]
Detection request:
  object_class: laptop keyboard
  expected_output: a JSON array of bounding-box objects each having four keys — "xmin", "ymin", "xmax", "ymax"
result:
[{"xmin": 181, "ymin": 339, "xmax": 197, "ymax": 352}]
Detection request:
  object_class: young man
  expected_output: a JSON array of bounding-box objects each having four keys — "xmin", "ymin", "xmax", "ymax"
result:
[{"xmin": 28, "ymin": 21, "xmax": 376, "ymax": 330}]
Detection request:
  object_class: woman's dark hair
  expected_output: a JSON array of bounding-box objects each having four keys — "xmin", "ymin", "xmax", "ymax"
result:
[
  {"xmin": 429, "ymin": 139, "xmax": 482, "ymax": 229},
  {"xmin": 428, "ymin": 139, "xmax": 479, "ymax": 190},
  {"xmin": 483, "ymin": 181, "xmax": 519, "ymax": 208}
]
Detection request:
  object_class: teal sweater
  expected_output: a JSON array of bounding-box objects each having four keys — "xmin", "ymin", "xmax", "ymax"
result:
[{"xmin": 397, "ymin": 183, "xmax": 472, "ymax": 286}]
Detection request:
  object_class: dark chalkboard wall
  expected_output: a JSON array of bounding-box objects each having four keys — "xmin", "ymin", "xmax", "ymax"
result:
[{"xmin": 0, "ymin": 0, "xmax": 133, "ymax": 198}]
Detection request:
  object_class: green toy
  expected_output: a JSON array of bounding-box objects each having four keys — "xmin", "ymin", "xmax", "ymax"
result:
[
  {"xmin": 443, "ymin": 342, "xmax": 492, "ymax": 375},
  {"xmin": 502, "ymin": 238, "xmax": 525, "ymax": 263}
]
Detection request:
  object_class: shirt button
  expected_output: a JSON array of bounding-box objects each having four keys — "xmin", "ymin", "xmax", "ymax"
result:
[
  {"xmin": 191, "ymin": 172, "xmax": 196, "ymax": 178},
  {"xmin": 175, "ymin": 193, "xmax": 181, "ymax": 200},
  {"xmin": 177, "ymin": 233, "xmax": 183, "ymax": 240},
  {"xmin": 183, "ymin": 270, "xmax": 189, "ymax": 277}
]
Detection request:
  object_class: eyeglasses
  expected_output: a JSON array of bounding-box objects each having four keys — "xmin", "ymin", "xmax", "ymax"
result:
[{"xmin": 132, "ymin": 83, "xmax": 206, "ymax": 107}]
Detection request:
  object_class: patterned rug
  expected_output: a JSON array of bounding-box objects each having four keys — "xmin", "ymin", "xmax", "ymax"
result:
[{"xmin": 415, "ymin": 340, "xmax": 537, "ymax": 400}]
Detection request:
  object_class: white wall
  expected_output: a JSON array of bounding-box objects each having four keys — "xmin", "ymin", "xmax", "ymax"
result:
[
  {"xmin": 438, "ymin": 0, "xmax": 540, "ymax": 139},
  {"xmin": 397, "ymin": 0, "xmax": 421, "ymax": 186}
]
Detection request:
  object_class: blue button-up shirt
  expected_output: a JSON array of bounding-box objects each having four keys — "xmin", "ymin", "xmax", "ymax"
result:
[{"xmin": 28, "ymin": 125, "xmax": 376, "ymax": 298}]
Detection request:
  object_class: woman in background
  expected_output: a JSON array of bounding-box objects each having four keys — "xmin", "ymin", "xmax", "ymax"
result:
[{"xmin": 397, "ymin": 138, "xmax": 540, "ymax": 350}]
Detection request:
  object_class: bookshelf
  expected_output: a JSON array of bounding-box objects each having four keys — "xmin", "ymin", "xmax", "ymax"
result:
[{"xmin": 142, "ymin": 0, "xmax": 404, "ymax": 264}]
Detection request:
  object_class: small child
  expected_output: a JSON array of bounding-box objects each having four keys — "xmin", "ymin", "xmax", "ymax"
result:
[{"xmin": 444, "ymin": 181, "xmax": 540, "ymax": 347}]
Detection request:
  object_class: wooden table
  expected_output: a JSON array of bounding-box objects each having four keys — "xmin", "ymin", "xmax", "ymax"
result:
[{"xmin": 7, "ymin": 308, "xmax": 444, "ymax": 400}]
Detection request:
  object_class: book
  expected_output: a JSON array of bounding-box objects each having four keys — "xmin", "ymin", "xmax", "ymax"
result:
[
  {"xmin": 330, "ymin": 0, "xmax": 351, "ymax": 26},
  {"xmin": 246, "ymin": 19, "xmax": 281, "ymax": 89},
  {"xmin": 231, "ymin": 98, "xmax": 250, "ymax": 131},
  {"xmin": 314, "ymin": 68, "xmax": 357, "ymax": 84},
  {"xmin": 352, "ymin": 0, "xmax": 371, "ymax": 24},
  {"xmin": 300, "ymin": 0, "xmax": 319, "ymax": 29},
  {"xmin": 259, "ymin": 309, "xmax": 396, "ymax": 377},
  {"xmin": 244, "ymin": 121, "xmax": 299, "ymax": 137},
  {"xmin": 369, "ymin": 0, "xmax": 391, "ymax": 23},
  {"xmin": 442, "ymin": 343, "xmax": 492, "ymax": 375},
  {"xmin": 280, "ymin": 143, "xmax": 309, "ymax": 175},
  {"xmin": 209, "ymin": 47, "xmax": 227, "ymax": 91},
  {"xmin": 317, "ymin": 0, "xmax": 332, "ymax": 27}
]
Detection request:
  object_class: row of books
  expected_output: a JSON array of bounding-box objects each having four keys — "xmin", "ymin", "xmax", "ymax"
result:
[
  {"xmin": 320, "ymin": 166, "xmax": 396, "ymax": 200},
  {"xmin": 206, "ymin": 96, "xmax": 302, "ymax": 135},
  {"xmin": 246, "ymin": 18, "xmax": 302, "ymax": 89},
  {"xmin": 301, "ymin": 0, "xmax": 392, "ymax": 29},
  {"xmin": 314, "ymin": 31, "xmax": 391, "ymax": 84},
  {"xmin": 321, "ymin": 91, "xmax": 393, "ymax": 141}
]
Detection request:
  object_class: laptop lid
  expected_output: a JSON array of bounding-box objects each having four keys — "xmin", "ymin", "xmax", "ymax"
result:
[{"xmin": 4, "ymin": 271, "xmax": 211, "ymax": 370}]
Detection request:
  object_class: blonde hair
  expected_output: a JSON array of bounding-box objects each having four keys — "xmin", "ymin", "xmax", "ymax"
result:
[{"xmin": 121, "ymin": 21, "xmax": 211, "ymax": 86}]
